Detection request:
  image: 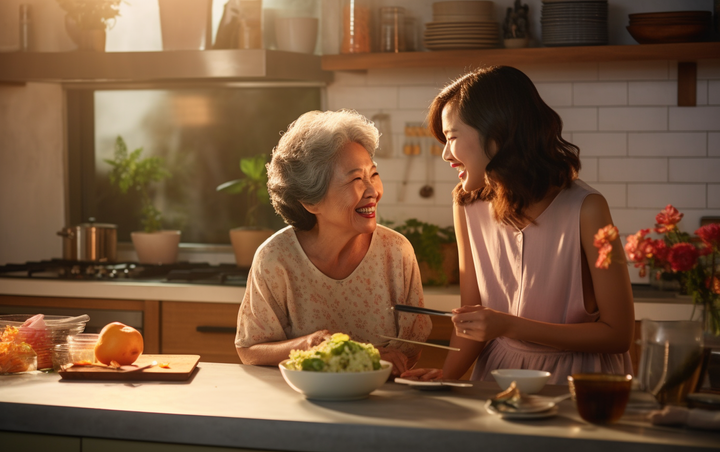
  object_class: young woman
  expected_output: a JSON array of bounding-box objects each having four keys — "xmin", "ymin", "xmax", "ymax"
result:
[{"xmin": 402, "ymin": 66, "xmax": 634, "ymax": 384}]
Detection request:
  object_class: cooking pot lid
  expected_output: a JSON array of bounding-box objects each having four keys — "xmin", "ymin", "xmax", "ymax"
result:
[{"xmin": 75, "ymin": 223, "xmax": 117, "ymax": 229}]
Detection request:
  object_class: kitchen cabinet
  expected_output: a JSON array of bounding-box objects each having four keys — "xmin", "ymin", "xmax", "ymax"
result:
[
  {"xmin": 0, "ymin": 295, "xmax": 160, "ymax": 354},
  {"xmin": 161, "ymin": 301, "xmax": 239, "ymax": 364}
]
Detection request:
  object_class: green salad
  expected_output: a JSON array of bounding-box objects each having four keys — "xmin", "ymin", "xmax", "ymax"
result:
[{"xmin": 286, "ymin": 333, "xmax": 382, "ymax": 372}]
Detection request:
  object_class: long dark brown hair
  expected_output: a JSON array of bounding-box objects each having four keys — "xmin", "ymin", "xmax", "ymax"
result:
[{"xmin": 428, "ymin": 66, "xmax": 580, "ymax": 226}]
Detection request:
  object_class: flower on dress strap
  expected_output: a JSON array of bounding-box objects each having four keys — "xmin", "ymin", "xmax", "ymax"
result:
[{"xmin": 593, "ymin": 225, "xmax": 619, "ymax": 269}]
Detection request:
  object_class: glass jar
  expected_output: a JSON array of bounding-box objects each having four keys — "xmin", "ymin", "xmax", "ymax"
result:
[
  {"xmin": 341, "ymin": 0, "xmax": 371, "ymax": 54},
  {"xmin": 404, "ymin": 16, "xmax": 416, "ymax": 52},
  {"xmin": 379, "ymin": 6, "xmax": 405, "ymax": 53},
  {"xmin": 67, "ymin": 333, "xmax": 100, "ymax": 363}
]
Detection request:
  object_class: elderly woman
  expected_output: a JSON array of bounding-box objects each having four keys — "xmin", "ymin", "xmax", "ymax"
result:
[{"xmin": 234, "ymin": 109, "xmax": 432, "ymax": 375}]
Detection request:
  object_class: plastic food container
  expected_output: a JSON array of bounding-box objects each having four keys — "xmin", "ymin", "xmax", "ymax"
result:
[
  {"xmin": 67, "ymin": 333, "xmax": 99, "ymax": 363},
  {"xmin": 0, "ymin": 314, "xmax": 89, "ymax": 370}
]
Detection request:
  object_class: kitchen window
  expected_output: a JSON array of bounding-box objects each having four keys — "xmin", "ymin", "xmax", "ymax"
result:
[{"xmin": 66, "ymin": 85, "xmax": 322, "ymax": 244}]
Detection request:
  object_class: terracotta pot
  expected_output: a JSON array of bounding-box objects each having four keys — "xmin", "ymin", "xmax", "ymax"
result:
[
  {"xmin": 229, "ymin": 228, "xmax": 274, "ymax": 268},
  {"xmin": 131, "ymin": 230, "xmax": 181, "ymax": 264},
  {"xmin": 158, "ymin": 0, "xmax": 212, "ymax": 50}
]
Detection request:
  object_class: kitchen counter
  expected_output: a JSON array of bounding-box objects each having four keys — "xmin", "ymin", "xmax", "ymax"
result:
[
  {"xmin": 0, "ymin": 278, "xmax": 702, "ymax": 321},
  {"xmin": 1, "ymin": 363, "xmax": 718, "ymax": 451}
]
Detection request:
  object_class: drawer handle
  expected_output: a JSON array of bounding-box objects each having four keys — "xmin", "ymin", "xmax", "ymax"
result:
[{"xmin": 196, "ymin": 326, "xmax": 236, "ymax": 334}]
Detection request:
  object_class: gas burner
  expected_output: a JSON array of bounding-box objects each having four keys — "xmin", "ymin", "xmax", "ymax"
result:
[{"xmin": 0, "ymin": 259, "xmax": 247, "ymax": 286}]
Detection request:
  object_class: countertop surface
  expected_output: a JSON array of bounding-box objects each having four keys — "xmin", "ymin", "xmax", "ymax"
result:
[
  {"xmin": 1, "ymin": 363, "xmax": 718, "ymax": 451},
  {"xmin": 0, "ymin": 277, "xmax": 702, "ymax": 321}
]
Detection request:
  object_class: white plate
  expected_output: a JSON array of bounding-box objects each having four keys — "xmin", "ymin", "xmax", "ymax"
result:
[
  {"xmin": 484, "ymin": 400, "xmax": 559, "ymax": 419},
  {"xmin": 395, "ymin": 377, "xmax": 473, "ymax": 389},
  {"xmin": 488, "ymin": 396, "xmax": 557, "ymax": 414}
]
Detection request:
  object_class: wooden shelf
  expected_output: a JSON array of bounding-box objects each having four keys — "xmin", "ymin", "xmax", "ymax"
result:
[
  {"xmin": 321, "ymin": 42, "xmax": 720, "ymax": 71},
  {"xmin": 0, "ymin": 49, "xmax": 333, "ymax": 86}
]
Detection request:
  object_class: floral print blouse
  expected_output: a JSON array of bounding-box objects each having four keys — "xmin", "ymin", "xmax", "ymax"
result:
[{"xmin": 235, "ymin": 225, "xmax": 432, "ymax": 357}]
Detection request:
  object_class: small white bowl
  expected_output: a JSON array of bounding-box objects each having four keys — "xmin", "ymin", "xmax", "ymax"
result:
[
  {"xmin": 491, "ymin": 369, "xmax": 551, "ymax": 394},
  {"xmin": 279, "ymin": 359, "xmax": 393, "ymax": 401}
]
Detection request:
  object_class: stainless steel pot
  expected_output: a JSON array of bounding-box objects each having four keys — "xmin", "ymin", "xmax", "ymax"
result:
[{"xmin": 57, "ymin": 219, "xmax": 117, "ymax": 262}]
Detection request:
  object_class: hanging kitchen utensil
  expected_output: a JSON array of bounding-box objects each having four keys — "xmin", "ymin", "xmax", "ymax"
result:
[
  {"xmin": 398, "ymin": 123, "xmax": 421, "ymax": 202},
  {"xmin": 372, "ymin": 113, "xmax": 393, "ymax": 158},
  {"xmin": 419, "ymin": 126, "xmax": 434, "ymax": 198}
]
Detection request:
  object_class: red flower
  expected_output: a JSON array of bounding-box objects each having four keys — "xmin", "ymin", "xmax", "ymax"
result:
[
  {"xmin": 648, "ymin": 239, "xmax": 670, "ymax": 265},
  {"xmin": 594, "ymin": 225, "xmax": 618, "ymax": 248},
  {"xmin": 696, "ymin": 223, "xmax": 720, "ymax": 249},
  {"xmin": 707, "ymin": 276, "xmax": 720, "ymax": 295},
  {"xmin": 655, "ymin": 205, "xmax": 683, "ymax": 234},
  {"xmin": 667, "ymin": 243, "xmax": 699, "ymax": 272}
]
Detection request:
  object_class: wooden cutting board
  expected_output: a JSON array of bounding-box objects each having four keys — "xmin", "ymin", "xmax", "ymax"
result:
[{"xmin": 58, "ymin": 354, "xmax": 200, "ymax": 381}]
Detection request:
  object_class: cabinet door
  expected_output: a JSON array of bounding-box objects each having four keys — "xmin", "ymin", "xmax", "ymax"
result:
[{"xmin": 162, "ymin": 301, "xmax": 239, "ymax": 363}]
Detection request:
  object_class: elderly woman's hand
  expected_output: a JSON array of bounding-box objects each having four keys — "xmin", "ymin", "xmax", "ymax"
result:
[
  {"xmin": 377, "ymin": 347, "xmax": 409, "ymax": 377},
  {"xmin": 305, "ymin": 329, "xmax": 332, "ymax": 349}
]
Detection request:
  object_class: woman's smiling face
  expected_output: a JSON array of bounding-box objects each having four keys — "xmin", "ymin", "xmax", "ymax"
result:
[
  {"xmin": 309, "ymin": 141, "xmax": 383, "ymax": 235},
  {"xmin": 441, "ymin": 102, "xmax": 495, "ymax": 192}
]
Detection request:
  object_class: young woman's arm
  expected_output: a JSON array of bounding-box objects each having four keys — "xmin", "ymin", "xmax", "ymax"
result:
[
  {"xmin": 442, "ymin": 203, "xmax": 487, "ymax": 379},
  {"xmin": 452, "ymin": 194, "xmax": 635, "ymax": 354}
]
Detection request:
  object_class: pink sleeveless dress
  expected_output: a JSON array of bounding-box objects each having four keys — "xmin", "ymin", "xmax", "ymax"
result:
[{"xmin": 464, "ymin": 180, "xmax": 632, "ymax": 385}]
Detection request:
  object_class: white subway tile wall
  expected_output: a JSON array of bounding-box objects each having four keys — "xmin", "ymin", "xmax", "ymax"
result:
[{"xmin": 324, "ymin": 61, "xmax": 720, "ymax": 242}]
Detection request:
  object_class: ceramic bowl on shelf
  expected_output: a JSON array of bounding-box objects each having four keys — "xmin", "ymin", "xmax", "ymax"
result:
[
  {"xmin": 279, "ymin": 359, "xmax": 392, "ymax": 401},
  {"xmin": 626, "ymin": 23, "xmax": 710, "ymax": 44},
  {"xmin": 626, "ymin": 10, "xmax": 712, "ymax": 44},
  {"xmin": 491, "ymin": 369, "xmax": 551, "ymax": 394}
]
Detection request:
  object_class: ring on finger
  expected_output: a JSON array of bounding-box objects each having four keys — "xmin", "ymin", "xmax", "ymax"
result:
[{"xmin": 462, "ymin": 329, "xmax": 467, "ymax": 334}]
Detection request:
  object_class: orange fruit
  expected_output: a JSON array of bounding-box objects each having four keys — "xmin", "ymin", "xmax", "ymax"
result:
[{"xmin": 94, "ymin": 322, "xmax": 144, "ymax": 366}]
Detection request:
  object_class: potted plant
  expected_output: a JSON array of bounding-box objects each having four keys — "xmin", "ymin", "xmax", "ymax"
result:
[
  {"xmin": 56, "ymin": 0, "xmax": 124, "ymax": 51},
  {"xmin": 390, "ymin": 218, "xmax": 458, "ymax": 286},
  {"xmin": 216, "ymin": 154, "xmax": 275, "ymax": 268},
  {"xmin": 105, "ymin": 136, "xmax": 180, "ymax": 264}
]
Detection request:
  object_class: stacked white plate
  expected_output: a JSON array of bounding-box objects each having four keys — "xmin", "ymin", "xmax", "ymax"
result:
[
  {"xmin": 541, "ymin": 0, "xmax": 608, "ymax": 47},
  {"xmin": 424, "ymin": 1, "xmax": 500, "ymax": 50}
]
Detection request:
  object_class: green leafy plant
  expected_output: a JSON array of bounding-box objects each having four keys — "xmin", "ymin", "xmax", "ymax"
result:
[
  {"xmin": 216, "ymin": 154, "xmax": 270, "ymax": 228},
  {"xmin": 390, "ymin": 218, "xmax": 457, "ymax": 286},
  {"xmin": 56, "ymin": 0, "xmax": 123, "ymax": 30},
  {"xmin": 104, "ymin": 136, "xmax": 171, "ymax": 233}
]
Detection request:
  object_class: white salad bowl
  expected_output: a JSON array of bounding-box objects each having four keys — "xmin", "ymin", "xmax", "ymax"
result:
[
  {"xmin": 491, "ymin": 369, "xmax": 551, "ymax": 394},
  {"xmin": 279, "ymin": 359, "xmax": 393, "ymax": 401}
]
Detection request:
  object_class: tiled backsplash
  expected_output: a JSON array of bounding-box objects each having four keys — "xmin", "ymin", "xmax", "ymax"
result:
[
  {"xmin": 326, "ymin": 60, "xmax": 720, "ymax": 248},
  {"xmin": 0, "ymin": 60, "xmax": 719, "ymax": 271}
]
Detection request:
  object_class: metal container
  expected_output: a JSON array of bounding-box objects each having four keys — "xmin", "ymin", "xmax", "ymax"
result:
[{"xmin": 57, "ymin": 220, "xmax": 117, "ymax": 262}]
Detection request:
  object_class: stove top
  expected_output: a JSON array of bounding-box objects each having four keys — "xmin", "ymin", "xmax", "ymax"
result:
[{"xmin": 0, "ymin": 259, "xmax": 248, "ymax": 286}]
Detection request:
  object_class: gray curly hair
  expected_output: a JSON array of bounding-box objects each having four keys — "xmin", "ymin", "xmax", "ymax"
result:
[{"xmin": 267, "ymin": 109, "xmax": 380, "ymax": 231}]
